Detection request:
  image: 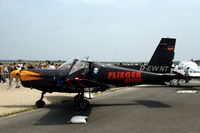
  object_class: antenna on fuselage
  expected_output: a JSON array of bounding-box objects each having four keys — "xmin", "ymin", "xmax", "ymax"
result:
[{"xmin": 84, "ymin": 56, "xmax": 89, "ymax": 61}]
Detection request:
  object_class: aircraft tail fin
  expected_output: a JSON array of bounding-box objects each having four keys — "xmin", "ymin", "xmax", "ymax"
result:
[{"xmin": 147, "ymin": 38, "xmax": 176, "ymax": 73}]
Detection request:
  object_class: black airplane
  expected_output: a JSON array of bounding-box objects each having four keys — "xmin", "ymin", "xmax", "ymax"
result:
[{"xmin": 11, "ymin": 38, "xmax": 178, "ymax": 110}]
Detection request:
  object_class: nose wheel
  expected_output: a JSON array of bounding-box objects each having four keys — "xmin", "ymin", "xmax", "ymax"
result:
[
  {"xmin": 35, "ymin": 92, "xmax": 46, "ymax": 108},
  {"xmin": 35, "ymin": 100, "xmax": 46, "ymax": 108}
]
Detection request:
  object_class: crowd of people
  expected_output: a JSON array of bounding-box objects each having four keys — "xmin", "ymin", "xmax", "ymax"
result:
[{"xmin": 0, "ymin": 61, "xmax": 62, "ymax": 89}]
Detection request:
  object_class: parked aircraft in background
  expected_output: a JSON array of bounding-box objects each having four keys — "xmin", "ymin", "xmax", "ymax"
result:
[{"xmin": 172, "ymin": 61, "xmax": 200, "ymax": 84}]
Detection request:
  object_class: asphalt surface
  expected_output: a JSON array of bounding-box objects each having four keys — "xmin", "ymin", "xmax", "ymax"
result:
[{"xmin": 1, "ymin": 81, "xmax": 200, "ymax": 133}]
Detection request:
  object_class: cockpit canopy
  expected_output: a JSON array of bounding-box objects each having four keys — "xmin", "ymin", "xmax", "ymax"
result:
[
  {"xmin": 58, "ymin": 58, "xmax": 90, "ymax": 75},
  {"xmin": 58, "ymin": 59, "xmax": 75, "ymax": 70}
]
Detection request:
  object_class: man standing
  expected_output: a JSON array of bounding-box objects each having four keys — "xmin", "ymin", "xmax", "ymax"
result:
[
  {"xmin": 14, "ymin": 64, "xmax": 21, "ymax": 88},
  {"xmin": 7, "ymin": 63, "xmax": 14, "ymax": 88},
  {"xmin": 0, "ymin": 63, "xmax": 6, "ymax": 83}
]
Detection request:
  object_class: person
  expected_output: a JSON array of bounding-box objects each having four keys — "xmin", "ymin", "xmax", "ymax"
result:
[
  {"xmin": 0, "ymin": 63, "xmax": 6, "ymax": 83},
  {"xmin": 36, "ymin": 63, "xmax": 44, "ymax": 69},
  {"xmin": 44, "ymin": 61, "xmax": 51, "ymax": 69},
  {"xmin": 7, "ymin": 63, "xmax": 14, "ymax": 88},
  {"xmin": 55, "ymin": 64, "xmax": 61, "ymax": 69},
  {"xmin": 21, "ymin": 63, "xmax": 27, "ymax": 70},
  {"xmin": 49, "ymin": 62, "xmax": 56, "ymax": 69},
  {"xmin": 13, "ymin": 63, "xmax": 21, "ymax": 88},
  {"xmin": 27, "ymin": 64, "xmax": 34, "ymax": 69}
]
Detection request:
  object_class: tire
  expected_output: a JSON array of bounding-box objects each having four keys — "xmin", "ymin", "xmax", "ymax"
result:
[
  {"xmin": 35, "ymin": 100, "xmax": 46, "ymax": 108},
  {"xmin": 78, "ymin": 99, "xmax": 90, "ymax": 110},
  {"xmin": 74, "ymin": 95, "xmax": 83, "ymax": 103}
]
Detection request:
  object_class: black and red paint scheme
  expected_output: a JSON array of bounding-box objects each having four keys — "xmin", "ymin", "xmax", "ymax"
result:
[{"xmin": 10, "ymin": 38, "xmax": 178, "ymax": 110}]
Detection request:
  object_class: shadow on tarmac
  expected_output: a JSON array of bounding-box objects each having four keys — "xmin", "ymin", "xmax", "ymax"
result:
[
  {"xmin": 92, "ymin": 103, "xmax": 137, "ymax": 107},
  {"xmin": 92, "ymin": 100, "xmax": 171, "ymax": 108},
  {"xmin": 45, "ymin": 96, "xmax": 73, "ymax": 104},
  {"xmin": 33, "ymin": 99, "xmax": 171, "ymax": 126},
  {"xmin": 34, "ymin": 102, "xmax": 91, "ymax": 126},
  {"xmin": 134, "ymin": 100, "xmax": 171, "ymax": 108}
]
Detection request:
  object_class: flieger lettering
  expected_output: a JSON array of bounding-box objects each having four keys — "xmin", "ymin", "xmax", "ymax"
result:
[{"xmin": 108, "ymin": 72, "xmax": 142, "ymax": 83}]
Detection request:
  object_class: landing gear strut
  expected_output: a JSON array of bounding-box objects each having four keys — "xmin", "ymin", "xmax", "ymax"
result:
[
  {"xmin": 35, "ymin": 92, "xmax": 46, "ymax": 108},
  {"xmin": 170, "ymin": 79, "xmax": 180, "ymax": 87},
  {"xmin": 74, "ymin": 92, "xmax": 90, "ymax": 110}
]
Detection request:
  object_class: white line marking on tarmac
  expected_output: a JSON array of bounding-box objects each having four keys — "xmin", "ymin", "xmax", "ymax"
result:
[{"xmin": 177, "ymin": 90, "xmax": 197, "ymax": 94}]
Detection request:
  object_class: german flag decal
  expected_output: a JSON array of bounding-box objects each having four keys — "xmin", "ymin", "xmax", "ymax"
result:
[{"xmin": 167, "ymin": 45, "xmax": 174, "ymax": 51}]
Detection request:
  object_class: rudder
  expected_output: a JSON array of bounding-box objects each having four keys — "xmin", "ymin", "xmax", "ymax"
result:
[{"xmin": 146, "ymin": 38, "xmax": 176, "ymax": 73}]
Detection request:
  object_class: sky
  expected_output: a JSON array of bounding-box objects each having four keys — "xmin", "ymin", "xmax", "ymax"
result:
[{"xmin": 0, "ymin": 0, "xmax": 200, "ymax": 62}]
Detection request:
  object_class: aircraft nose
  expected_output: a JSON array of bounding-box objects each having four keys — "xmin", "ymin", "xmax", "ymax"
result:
[{"xmin": 10, "ymin": 70, "xmax": 20, "ymax": 79}]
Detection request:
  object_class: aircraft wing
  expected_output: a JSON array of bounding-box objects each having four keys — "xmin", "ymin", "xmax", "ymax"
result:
[{"xmin": 65, "ymin": 78, "xmax": 112, "ymax": 90}]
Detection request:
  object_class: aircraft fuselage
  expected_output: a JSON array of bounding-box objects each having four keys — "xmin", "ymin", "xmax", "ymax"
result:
[{"xmin": 17, "ymin": 63, "xmax": 177, "ymax": 94}]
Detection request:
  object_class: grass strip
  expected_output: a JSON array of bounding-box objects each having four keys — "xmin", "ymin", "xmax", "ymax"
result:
[{"xmin": 0, "ymin": 107, "xmax": 36, "ymax": 118}]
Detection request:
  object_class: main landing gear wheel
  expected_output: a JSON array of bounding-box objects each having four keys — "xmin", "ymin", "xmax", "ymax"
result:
[
  {"xmin": 78, "ymin": 99, "xmax": 90, "ymax": 110},
  {"xmin": 35, "ymin": 92, "xmax": 46, "ymax": 108},
  {"xmin": 74, "ymin": 95, "xmax": 83, "ymax": 103},
  {"xmin": 74, "ymin": 93, "xmax": 90, "ymax": 110}
]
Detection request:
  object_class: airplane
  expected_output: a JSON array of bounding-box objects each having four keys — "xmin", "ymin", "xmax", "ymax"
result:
[
  {"xmin": 10, "ymin": 38, "xmax": 178, "ymax": 110},
  {"xmin": 172, "ymin": 61, "xmax": 200, "ymax": 84}
]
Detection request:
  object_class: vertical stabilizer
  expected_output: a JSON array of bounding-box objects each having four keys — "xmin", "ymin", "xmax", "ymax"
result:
[{"xmin": 144, "ymin": 38, "xmax": 176, "ymax": 73}]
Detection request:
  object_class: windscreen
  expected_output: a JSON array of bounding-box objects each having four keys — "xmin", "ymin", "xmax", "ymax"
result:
[
  {"xmin": 58, "ymin": 59, "xmax": 75, "ymax": 70},
  {"xmin": 69, "ymin": 60, "xmax": 88, "ymax": 75}
]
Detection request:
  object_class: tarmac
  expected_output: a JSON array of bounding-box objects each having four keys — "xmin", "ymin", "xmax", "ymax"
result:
[
  {"xmin": 0, "ymin": 81, "xmax": 75, "ymax": 116},
  {"xmin": 1, "ymin": 81, "xmax": 200, "ymax": 133}
]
